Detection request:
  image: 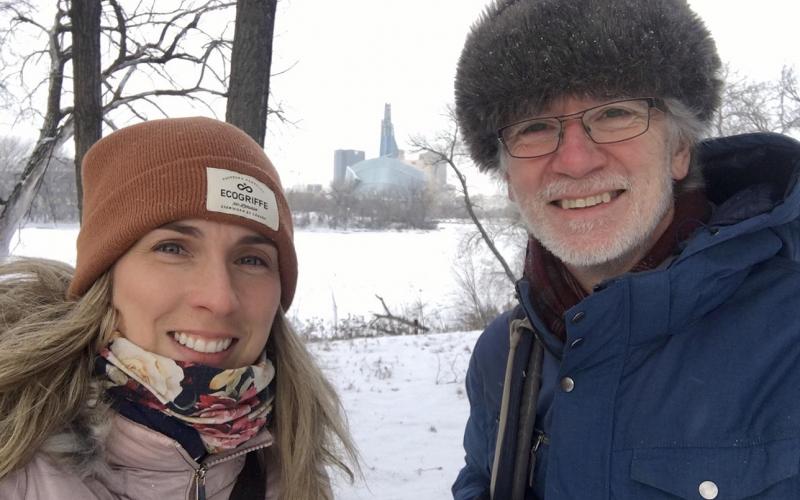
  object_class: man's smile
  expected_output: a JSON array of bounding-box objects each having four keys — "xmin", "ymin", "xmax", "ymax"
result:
[{"xmin": 554, "ymin": 190, "xmax": 623, "ymax": 210}]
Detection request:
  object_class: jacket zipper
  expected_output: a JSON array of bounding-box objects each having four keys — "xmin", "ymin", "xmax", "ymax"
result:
[
  {"xmin": 192, "ymin": 442, "xmax": 270, "ymax": 500},
  {"xmin": 194, "ymin": 464, "xmax": 207, "ymax": 500},
  {"xmin": 528, "ymin": 430, "xmax": 549, "ymax": 487}
]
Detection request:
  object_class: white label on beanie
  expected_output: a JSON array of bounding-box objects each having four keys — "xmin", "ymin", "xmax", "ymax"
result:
[{"xmin": 206, "ymin": 167, "xmax": 279, "ymax": 230}]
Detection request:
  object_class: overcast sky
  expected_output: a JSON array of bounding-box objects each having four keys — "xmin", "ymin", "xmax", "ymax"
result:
[
  {"xmin": 265, "ymin": 0, "xmax": 800, "ymax": 189},
  {"xmin": 3, "ymin": 1, "xmax": 800, "ymax": 191}
]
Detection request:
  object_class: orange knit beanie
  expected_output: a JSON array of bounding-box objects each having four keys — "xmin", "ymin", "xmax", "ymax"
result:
[{"xmin": 68, "ymin": 117, "xmax": 297, "ymax": 310}]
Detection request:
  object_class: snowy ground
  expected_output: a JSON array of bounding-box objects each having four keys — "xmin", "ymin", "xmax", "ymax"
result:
[
  {"xmin": 10, "ymin": 223, "xmax": 506, "ymax": 499},
  {"xmin": 292, "ymin": 224, "xmax": 474, "ymax": 329},
  {"xmin": 313, "ymin": 331, "xmax": 480, "ymax": 499}
]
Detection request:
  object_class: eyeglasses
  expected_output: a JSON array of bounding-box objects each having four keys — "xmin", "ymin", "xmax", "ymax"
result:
[{"xmin": 497, "ymin": 98, "xmax": 662, "ymax": 159}]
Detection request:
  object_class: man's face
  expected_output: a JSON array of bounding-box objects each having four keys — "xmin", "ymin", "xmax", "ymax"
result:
[{"xmin": 505, "ymin": 96, "xmax": 690, "ymax": 271}]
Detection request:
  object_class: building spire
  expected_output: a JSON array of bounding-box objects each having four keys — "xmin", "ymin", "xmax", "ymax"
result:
[{"xmin": 379, "ymin": 103, "xmax": 399, "ymax": 158}]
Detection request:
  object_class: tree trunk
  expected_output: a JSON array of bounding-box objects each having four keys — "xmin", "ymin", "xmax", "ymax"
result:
[
  {"xmin": 0, "ymin": 38, "xmax": 67, "ymax": 257},
  {"xmin": 70, "ymin": 0, "xmax": 103, "ymax": 220},
  {"xmin": 225, "ymin": 0, "xmax": 277, "ymax": 146},
  {"xmin": 0, "ymin": 125, "xmax": 72, "ymax": 256}
]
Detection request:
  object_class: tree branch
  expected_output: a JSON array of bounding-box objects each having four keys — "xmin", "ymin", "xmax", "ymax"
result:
[
  {"xmin": 410, "ymin": 107, "xmax": 517, "ymax": 285},
  {"xmin": 370, "ymin": 295, "xmax": 430, "ymax": 334}
]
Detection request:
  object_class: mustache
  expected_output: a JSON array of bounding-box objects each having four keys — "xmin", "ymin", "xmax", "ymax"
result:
[{"xmin": 537, "ymin": 174, "xmax": 631, "ymax": 202}]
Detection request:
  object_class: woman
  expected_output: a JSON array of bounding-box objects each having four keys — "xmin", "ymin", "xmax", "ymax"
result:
[{"xmin": 0, "ymin": 117, "xmax": 358, "ymax": 499}]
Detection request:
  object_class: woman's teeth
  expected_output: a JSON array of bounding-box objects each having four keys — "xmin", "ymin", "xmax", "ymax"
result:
[
  {"xmin": 559, "ymin": 191, "xmax": 613, "ymax": 210},
  {"xmin": 172, "ymin": 332, "xmax": 233, "ymax": 354}
]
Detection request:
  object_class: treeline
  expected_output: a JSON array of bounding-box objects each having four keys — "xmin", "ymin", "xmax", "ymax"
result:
[{"xmin": 287, "ymin": 184, "xmax": 513, "ymax": 230}]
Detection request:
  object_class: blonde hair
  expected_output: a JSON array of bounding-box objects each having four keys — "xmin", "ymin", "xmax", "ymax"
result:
[
  {"xmin": 0, "ymin": 258, "xmax": 116, "ymax": 478},
  {"xmin": 0, "ymin": 257, "xmax": 358, "ymax": 498},
  {"xmin": 269, "ymin": 310, "xmax": 359, "ymax": 499}
]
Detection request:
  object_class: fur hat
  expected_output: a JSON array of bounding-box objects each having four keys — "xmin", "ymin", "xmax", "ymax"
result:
[
  {"xmin": 455, "ymin": 0, "xmax": 723, "ymax": 171},
  {"xmin": 68, "ymin": 117, "xmax": 298, "ymax": 310}
]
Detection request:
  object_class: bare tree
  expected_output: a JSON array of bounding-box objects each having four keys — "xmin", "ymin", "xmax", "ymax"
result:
[
  {"xmin": 776, "ymin": 65, "xmax": 800, "ymax": 133},
  {"xmin": 328, "ymin": 180, "xmax": 358, "ymax": 229},
  {"xmin": 713, "ymin": 64, "xmax": 800, "ymax": 136},
  {"xmin": 225, "ymin": 0, "xmax": 278, "ymax": 146},
  {"xmin": 0, "ymin": 137, "xmax": 33, "ymax": 178},
  {"xmin": 0, "ymin": 136, "xmax": 77, "ymax": 225},
  {"xmin": 410, "ymin": 106, "xmax": 517, "ymax": 285},
  {"xmin": 0, "ymin": 2, "xmax": 73, "ymax": 257},
  {"xmin": 0, "ymin": 0, "xmax": 238, "ymax": 257},
  {"xmin": 452, "ymin": 251, "xmax": 515, "ymax": 330}
]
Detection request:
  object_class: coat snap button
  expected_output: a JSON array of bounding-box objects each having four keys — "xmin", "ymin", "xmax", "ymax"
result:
[
  {"xmin": 571, "ymin": 311, "xmax": 586, "ymax": 323},
  {"xmin": 560, "ymin": 377, "xmax": 575, "ymax": 393},
  {"xmin": 698, "ymin": 480, "xmax": 718, "ymax": 499}
]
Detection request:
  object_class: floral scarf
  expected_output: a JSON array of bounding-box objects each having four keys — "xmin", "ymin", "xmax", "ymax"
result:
[{"xmin": 94, "ymin": 336, "xmax": 274, "ymax": 453}]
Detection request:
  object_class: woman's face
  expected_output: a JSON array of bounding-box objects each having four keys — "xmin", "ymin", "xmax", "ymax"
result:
[{"xmin": 112, "ymin": 218, "xmax": 281, "ymax": 369}]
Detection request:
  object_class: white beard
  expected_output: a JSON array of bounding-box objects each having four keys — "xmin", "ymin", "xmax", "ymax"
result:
[{"xmin": 514, "ymin": 162, "xmax": 675, "ymax": 269}]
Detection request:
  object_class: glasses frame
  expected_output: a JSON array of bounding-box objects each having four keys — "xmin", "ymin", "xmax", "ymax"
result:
[{"xmin": 496, "ymin": 97, "xmax": 663, "ymax": 159}]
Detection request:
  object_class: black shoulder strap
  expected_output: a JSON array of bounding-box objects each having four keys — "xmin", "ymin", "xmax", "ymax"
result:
[
  {"xmin": 492, "ymin": 305, "xmax": 544, "ymax": 500},
  {"xmin": 511, "ymin": 326, "xmax": 544, "ymax": 498},
  {"xmin": 230, "ymin": 450, "xmax": 267, "ymax": 499}
]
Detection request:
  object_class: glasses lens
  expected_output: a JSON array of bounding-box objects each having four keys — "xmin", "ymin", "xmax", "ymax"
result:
[
  {"xmin": 501, "ymin": 118, "xmax": 560, "ymax": 158},
  {"xmin": 584, "ymin": 99, "xmax": 651, "ymax": 143}
]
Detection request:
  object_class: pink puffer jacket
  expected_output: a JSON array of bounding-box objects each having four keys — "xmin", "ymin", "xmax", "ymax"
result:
[{"xmin": 0, "ymin": 413, "xmax": 279, "ymax": 500}]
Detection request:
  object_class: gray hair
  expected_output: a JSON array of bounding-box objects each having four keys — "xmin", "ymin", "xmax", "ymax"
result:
[{"xmin": 661, "ymin": 97, "xmax": 709, "ymax": 194}]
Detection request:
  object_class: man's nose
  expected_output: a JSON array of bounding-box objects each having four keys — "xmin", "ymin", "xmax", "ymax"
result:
[{"xmin": 549, "ymin": 118, "xmax": 605, "ymax": 178}]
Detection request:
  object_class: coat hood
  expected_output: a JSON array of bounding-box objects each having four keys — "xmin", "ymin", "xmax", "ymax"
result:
[
  {"xmin": 660, "ymin": 132, "xmax": 800, "ymax": 335},
  {"xmin": 682, "ymin": 133, "xmax": 800, "ymax": 259},
  {"xmin": 701, "ymin": 133, "xmax": 800, "ymax": 227}
]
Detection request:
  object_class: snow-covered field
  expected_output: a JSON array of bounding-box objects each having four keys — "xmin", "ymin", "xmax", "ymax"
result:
[
  {"xmin": 315, "ymin": 331, "xmax": 480, "ymax": 499},
  {"xmin": 292, "ymin": 224, "xmax": 480, "ymax": 327},
  {"xmin": 10, "ymin": 222, "xmax": 510, "ymax": 499}
]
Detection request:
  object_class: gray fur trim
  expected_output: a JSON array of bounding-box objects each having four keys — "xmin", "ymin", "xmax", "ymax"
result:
[
  {"xmin": 455, "ymin": 0, "xmax": 722, "ymax": 171},
  {"xmin": 39, "ymin": 384, "xmax": 113, "ymax": 479}
]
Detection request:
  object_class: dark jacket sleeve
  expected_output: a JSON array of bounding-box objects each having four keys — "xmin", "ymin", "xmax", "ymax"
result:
[{"xmin": 452, "ymin": 312, "xmax": 512, "ymax": 500}]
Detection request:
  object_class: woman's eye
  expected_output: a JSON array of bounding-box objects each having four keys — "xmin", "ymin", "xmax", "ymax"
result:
[
  {"xmin": 238, "ymin": 255, "xmax": 268, "ymax": 267},
  {"xmin": 154, "ymin": 242, "xmax": 185, "ymax": 255}
]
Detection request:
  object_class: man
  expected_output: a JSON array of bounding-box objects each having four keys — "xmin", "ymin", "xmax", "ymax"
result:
[{"xmin": 452, "ymin": 1, "xmax": 800, "ymax": 499}]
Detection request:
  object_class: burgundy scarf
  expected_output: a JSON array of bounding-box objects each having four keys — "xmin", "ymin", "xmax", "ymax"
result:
[{"xmin": 524, "ymin": 190, "xmax": 711, "ymax": 341}]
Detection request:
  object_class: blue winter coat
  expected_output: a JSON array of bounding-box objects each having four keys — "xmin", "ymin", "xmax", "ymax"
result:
[{"xmin": 453, "ymin": 133, "xmax": 800, "ymax": 500}]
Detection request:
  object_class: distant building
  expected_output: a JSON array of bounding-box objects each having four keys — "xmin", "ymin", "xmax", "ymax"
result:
[
  {"xmin": 348, "ymin": 157, "xmax": 427, "ymax": 194},
  {"xmin": 379, "ymin": 103, "xmax": 400, "ymax": 158},
  {"xmin": 333, "ymin": 149, "xmax": 365, "ymax": 185},
  {"xmin": 407, "ymin": 151, "xmax": 447, "ymax": 189},
  {"xmin": 331, "ymin": 104, "xmax": 447, "ymax": 194}
]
